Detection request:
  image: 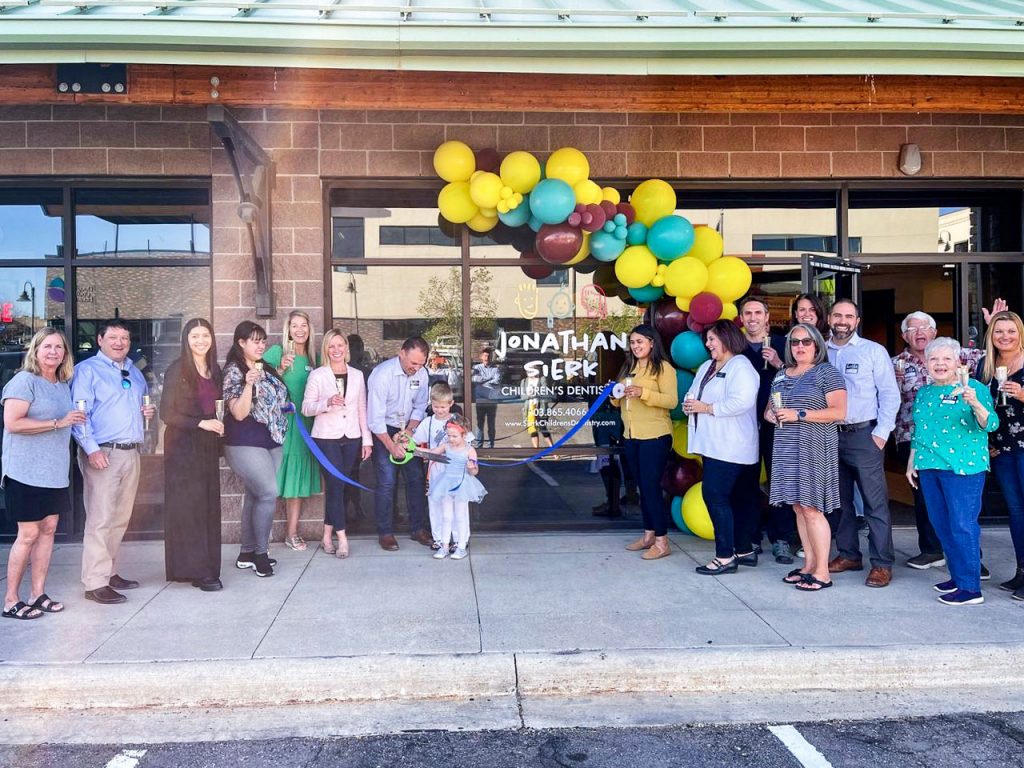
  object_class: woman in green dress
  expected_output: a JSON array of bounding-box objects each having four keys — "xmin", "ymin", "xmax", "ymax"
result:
[{"xmin": 263, "ymin": 310, "xmax": 321, "ymax": 550}]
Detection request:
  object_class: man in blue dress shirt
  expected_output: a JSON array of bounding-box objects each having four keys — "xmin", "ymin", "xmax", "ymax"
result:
[
  {"xmin": 825, "ymin": 299, "xmax": 901, "ymax": 588},
  {"xmin": 72, "ymin": 320, "xmax": 156, "ymax": 604},
  {"xmin": 366, "ymin": 336, "xmax": 432, "ymax": 551}
]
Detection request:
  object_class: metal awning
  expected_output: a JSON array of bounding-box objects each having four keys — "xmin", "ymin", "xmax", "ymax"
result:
[{"xmin": 2, "ymin": 1, "xmax": 1024, "ymax": 75}]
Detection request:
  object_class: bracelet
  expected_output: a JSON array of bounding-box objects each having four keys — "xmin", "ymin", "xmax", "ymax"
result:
[{"xmin": 52, "ymin": 418, "xmax": 57, "ymax": 431}]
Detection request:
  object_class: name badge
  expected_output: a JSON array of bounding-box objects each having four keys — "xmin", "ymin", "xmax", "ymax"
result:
[
  {"xmin": 410, "ymin": 379, "xmax": 421, "ymax": 390},
  {"xmin": 940, "ymin": 394, "xmax": 960, "ymax": 405},
  {"xmin": 715, "ymin": 372, "xmax": 727, "ymax": 379},
  {"xmin": 845, "ymin": 363, "xmax": 860, "ymax": 374}
]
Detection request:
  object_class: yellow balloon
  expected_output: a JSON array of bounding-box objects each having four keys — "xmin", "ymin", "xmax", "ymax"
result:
[
  {"xmin": 682, "ymin": 482, "xmax": 714, "ymax": 541},
  {"xmin": 433, "ymin": 141, "xmax": 476, "ymax": 183},
  {"xmin": 689, "ymin": 225, "xmax": 724, "ymax": 266},
  {"xmin": 676, "ymin": 295, "xmax": 691, "ymax": 312},
  {"xmin": 719, "ymin": 301, "xmax": 738, "ymax": 321},
  {"xmin": 706, "ymin": 256, "xmax": 753, "ymax": 303},
  {"xmin": 630, "ymin": 179, "xmax": 676, "ymax": 227},
  {"xmin": 546, "ymin": 147, "xmax": 591, "ymax": 188},
  {"xmin": 672, "ymin": 420, "xmax": 699, "ymax": 460},
  {"xmin": 663, "ymin": 256, "xmax": 708, "ymax": 298},
  {"xmin": 614, "ymin": 245, "xmax": 658, "ymax": 289},
  {"xmin": 438, "ymin": 181, "xmax": 478, "ymax": 224},
  {"xmin": 566, "ymin": 232, "xmax": 591, "ymax": 265},
  {"xmin": 574, "ymin": 179, "xmax": 603, "ymax": 206},
  {"xmin": 470, "ymin": 171, "xmax": 504, "ymax": 209},
  {"xmin": 500, "ymin": 151, "xmax": 542, "ymax": 194},
  {"xmin": 602, "ymin": 186, "xmax": 621, "ymax": 205},
  {"xmin": 467, "ymin": 211, "xmax": 498, "ymax": 233}
]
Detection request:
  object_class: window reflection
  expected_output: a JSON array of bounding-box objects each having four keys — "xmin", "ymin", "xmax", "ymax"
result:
[{"xmin": 0, "ymin": 189, "xmax": 63, "ymax": 260}]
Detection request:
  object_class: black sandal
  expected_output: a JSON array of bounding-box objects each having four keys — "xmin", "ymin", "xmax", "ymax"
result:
[
  {"xmin": 2, "ymin": 601, "xmax": 43, "ymax": 620},
  {"xmin": 30, "ymin": 594, "xmax": 64, "ymax": 613},
  {"xmin": 796, "ymin": 575, "xmax": 833, "ymax": 591},
  {"xmin": 695, "ymin": 557, "xmax": 738, "ymax": 575},
  {"xmin": 782, "ymin": 569, "xmax": 810, "ymax": 584}
]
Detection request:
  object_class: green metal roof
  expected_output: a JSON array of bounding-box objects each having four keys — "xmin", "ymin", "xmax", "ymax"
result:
[{"xmin": 2, "ymin": 1, "xmax": 1024, "ymax": 75}]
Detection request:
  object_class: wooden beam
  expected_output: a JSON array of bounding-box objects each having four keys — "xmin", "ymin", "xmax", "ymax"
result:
[{"xmin": 3, "ymin": 64, "xmax": 1024, "ymax": 113}]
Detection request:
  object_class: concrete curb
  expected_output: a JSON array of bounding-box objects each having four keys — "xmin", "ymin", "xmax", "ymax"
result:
[{"xmin": 3, "ymin": 643, "xmax": 1024, "ymax": 712}]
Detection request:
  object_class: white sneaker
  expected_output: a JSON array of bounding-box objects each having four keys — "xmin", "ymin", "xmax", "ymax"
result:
[
  {"xmin": 451, "ymin": 547, "xmax": 467, "ymax": 560},
  {"xmin": 433, "ymin": 547, "xmax": 448, "ymax": 560}
]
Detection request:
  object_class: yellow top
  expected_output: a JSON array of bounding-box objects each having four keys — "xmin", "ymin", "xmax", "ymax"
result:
[{"xmin": 615, "ymin": 360, "xmax": 678, "ymax": 440}]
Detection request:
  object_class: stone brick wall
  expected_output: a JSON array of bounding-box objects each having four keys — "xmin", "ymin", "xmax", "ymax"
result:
[{"xmin": 3, "ymin": 103, "xmax": 1024, "ymax": 542}]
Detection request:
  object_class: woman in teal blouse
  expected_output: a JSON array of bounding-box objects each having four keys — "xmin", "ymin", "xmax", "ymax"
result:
[{"xmin": 907, "ymin": 337, "xmax": 998, "ymax": 607}]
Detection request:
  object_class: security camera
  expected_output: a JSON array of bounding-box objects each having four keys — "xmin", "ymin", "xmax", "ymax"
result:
[{"xmin": 898, "ymin": 143, "xmax": 922, "ymax": 176}]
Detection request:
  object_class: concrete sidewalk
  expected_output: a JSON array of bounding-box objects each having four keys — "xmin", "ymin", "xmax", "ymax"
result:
[{"xmin": 2, "ymin": 528, "xmax": 1024, "ymax": 717}]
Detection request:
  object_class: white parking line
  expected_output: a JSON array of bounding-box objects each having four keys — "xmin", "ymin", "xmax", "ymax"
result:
[
  {"xmin": 769, "ymin": 725, "xmax": 833, "ymax": 768},
  {"xmin": 105, "ymin": 749, "xmax": 147, "ymax": 768},
  {"xmin": 528, "ymin": 462, "xmax": 558, "ymax": 487}
]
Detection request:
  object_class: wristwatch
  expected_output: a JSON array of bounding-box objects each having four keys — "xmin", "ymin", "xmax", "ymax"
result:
[{"xmin": 797, "ymin": 409, "xmax": 807, "ymax": 421}]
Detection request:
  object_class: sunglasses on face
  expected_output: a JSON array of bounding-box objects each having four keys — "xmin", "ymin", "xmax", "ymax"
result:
[
  {"xmin": 120, "ymin": 369, "xmax": 132, "ymax": 389},
  {"xmin": 789, "ymin": 338, "xmax": 815, "ymax": 347}
]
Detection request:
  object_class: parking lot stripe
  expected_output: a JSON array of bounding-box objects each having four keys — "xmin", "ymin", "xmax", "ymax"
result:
[{"xmin": 768, "ymin": 725, "xmax": 833, "ymax": 768}]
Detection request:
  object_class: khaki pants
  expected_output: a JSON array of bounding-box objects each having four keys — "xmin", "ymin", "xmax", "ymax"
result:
[{"xmin": 79, "ymin": 447, "xmax": 142, "ymax": 591}]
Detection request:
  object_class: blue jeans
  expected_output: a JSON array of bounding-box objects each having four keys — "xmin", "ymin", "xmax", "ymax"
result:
[
  {"xmin": 623, "ymin": 434, "xmax": 672, "ymax": 536},
  {"xmin": 372, "ymin": 428, "xmax": 428, "ymax": 537},
  {"xmin": 918, "ymin": 469, "xmax": 986, "ymax": 593},
  {"xmin": 701, "ymin": 457, "xmax": 761, "ymax": 559},
  {"xmin": 315, "ymin": 436, "xmax": 362, "ymax": 531},
  {"xmin": 991, "ymin": 451, "xmax": 1024, "ymax": 567}
]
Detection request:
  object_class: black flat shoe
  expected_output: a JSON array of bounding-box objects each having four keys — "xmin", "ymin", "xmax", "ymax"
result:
[
  {"xmin": 191, "ymin": 578, "xmax": 223, "ymax": 592},
  {"xmin": 735, "ymin": 551, "xmax": 758, "ymax": 567},
  {"xmin": 695, "ymin": 558, "xmax": 738, "ymax": 575}
]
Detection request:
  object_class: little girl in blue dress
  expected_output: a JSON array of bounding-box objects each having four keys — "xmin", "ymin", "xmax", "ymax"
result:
[{"xmin": 427, "ymin": 415, "xmax": 486, "ymax": 560}]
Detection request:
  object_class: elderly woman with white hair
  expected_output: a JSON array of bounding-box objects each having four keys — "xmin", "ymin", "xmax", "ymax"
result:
[{"xmin": 906, "ymin": 337, "xmax": 998, "ymax": 607}]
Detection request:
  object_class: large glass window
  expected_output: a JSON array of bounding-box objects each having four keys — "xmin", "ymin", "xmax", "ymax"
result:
[{"xmin": 0, "ymin": 189, "xmax": 63, "ymax": 260}]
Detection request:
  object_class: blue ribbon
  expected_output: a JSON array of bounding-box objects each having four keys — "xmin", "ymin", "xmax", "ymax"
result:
[
  {"xmin": 477, "ymin": 381, "xmax": 615, "ymax": 468},
  {"xmin": 291, "ymin": 411, "xmax": 371, "ymax": 491}
]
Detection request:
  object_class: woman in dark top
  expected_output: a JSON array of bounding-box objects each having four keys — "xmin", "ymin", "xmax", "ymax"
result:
[
  {"xmin": 161, "ymin": 318, "xmax": 225, "ymax": 592},
  {"xmin": 790, "ymin": 293, "xmax": 829, "ymax": 337}
]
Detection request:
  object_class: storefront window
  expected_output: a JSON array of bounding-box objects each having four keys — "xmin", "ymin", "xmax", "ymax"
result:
[
  {"xmin": 0, "ymin": 189, "xmax": 63, "ymax": 260},
  {"xmin": 74, "ymin": 188, "xmax": 211, "ymax": 260}
]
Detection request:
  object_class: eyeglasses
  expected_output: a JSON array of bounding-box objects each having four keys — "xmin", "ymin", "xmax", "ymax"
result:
[
  {"xmin": 120, "ymin": 369, "xmax": 132, "ymax": 389},
  {"xmin": 789, "ymin": 338, "xmax": 815, "ymax": 347}
]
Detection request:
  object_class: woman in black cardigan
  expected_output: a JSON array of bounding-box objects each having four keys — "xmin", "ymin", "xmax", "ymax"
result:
[{"xmin": 161, "ymin": 318, "xmax": 225, "ymax": 591}]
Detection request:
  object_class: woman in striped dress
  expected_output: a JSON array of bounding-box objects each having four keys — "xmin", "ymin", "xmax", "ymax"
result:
[{"xmin": 765, "ymin": 323, "xmax": 847, "ymax": 591}]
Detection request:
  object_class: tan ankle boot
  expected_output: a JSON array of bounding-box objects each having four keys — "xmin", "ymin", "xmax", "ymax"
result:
[
  {"xmin": 641, "ymin": 536, "xmax": 672, "ymax": 560},
  {"xmin": 626, "ymin": 532, "xmax": 656, "ymax": 551}
]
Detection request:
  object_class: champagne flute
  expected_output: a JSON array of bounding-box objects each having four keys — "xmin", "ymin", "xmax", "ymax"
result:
[
  {"xmin": 771, "ymin": 391, "xmax": 784, "ymax": 428},
  {"xmin": 957, "ymin": 365, "xmax": 970, "ymax": 391},
  {"xmin": 142, "ymin": 395, "xmax": 152, "ymax": 431},
  {"xmin": 894, "ymin": 358, "xmax": 905, "ymax": 375},
  {"xmin": 252, "ymin": 360, "xmax": 263, "ymax": 399},
  {"xmin": 215, "ymin": 399, "xmax": 225, "ymax": 422},
  {"xmin": 334, "ymin": 375, "xmax": 346, "ymax": 411},
  {"xmin": 75, "ymin": 399, "xmax": 88, "ymax": 437},
  {"xmin": 287, "ymin": 339, "xmax": 295, "ymax": 371},
  {"xmin": 996, "ymin": 366, "xmax": 1009, "ymax": 406}
]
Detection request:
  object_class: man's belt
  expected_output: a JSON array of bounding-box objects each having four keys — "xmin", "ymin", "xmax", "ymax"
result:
[
  {"xmin": 837, "ymin": 420, "xmax": 877, "ymax": 433},
  {"xmin": 98, "ymin": 441, "xmax": 141, "ymax": 450}
]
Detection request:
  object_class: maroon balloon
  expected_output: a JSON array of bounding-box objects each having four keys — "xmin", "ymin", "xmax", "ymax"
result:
[
  {"xmin": 536, "ymin": 223, "xmax": 584, "ymax": 265},
  {"xmin": 520, "ymin": 251, "xmax": 554, "ymax": 281},
  {"xmin": 600, "ymin": 200, "xmax": 618, "ymax": 220},
  {"xmin": 475, "ymin": 147, "xmax": 501, "ymax": 173},
  {"xmin": 582, "ymin": 204, "xmax": 608, "ymax": 233},
  {"xmin": 686, "ymin": 314, "xmax": 707, "ymax": 334},
  {"xmin": 616, "ymin": 202, "xmax": 636, "ymax": 225},
  {"xmin": 661, "ymin": 456, "xmax": 702, "ymax": 497},
  {"xmin": 689, "ymin": 291, "xmax": 724, "ymax": 325},
  {"xmin": 653, "ymin": 297, "xmax": 688, "ymax": 342}
]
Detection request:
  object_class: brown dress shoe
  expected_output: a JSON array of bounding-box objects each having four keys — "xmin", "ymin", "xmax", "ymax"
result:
[
  {"xmin": 828, "ymin": 556, "xmax": 864, "ymax": 573},
  {"xmin": 378, "ymin": 534, "xmax": 399, "ymax": 551},
  {"xmin": 865, "ymin": 567, "xmax": 892, "ymax": 588},
  {"xmin": 410, "ymin": 529, "xmax": 433, "ymax": 547},
  {"xmin": 625, "ymin": 533, "xmax": 656, "ymax": 551}
]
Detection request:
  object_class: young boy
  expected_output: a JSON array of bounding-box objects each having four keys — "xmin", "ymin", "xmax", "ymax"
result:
[{"xmin": 412, "ymin": 382, "xmax": 469, "ymax": 551}]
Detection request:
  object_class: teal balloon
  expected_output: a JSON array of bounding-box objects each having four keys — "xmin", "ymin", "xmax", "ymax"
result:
[
  {"xmin": 590, "ymin": 230, "xmax": 627, "ymax": 262},
  {"xmin": 648, "ymin": 215, "xmax": 696, "ymax": 262},
  {"xmin": 529, "ymin": 178, "xmax": 576, "ymax": 225},
  {"xmin": 628, "ymin": 284, "xmax": 665, "ymax": 303},
  {"xmin": 670, "ymin": 331, "xmax": 710, "ymax": 371},
  {"xmin": 528, "ymin": 215, "xmax": 543, "ymax": 233},
  {"xmin": 669, "ymin": 368, "xmax": 697, "ymax": 420},
  {"xmin": 626, "ymin": 221, "xmax": 648, "ymax": 246},
  {"xmin": 499, "ymin": 196, "xmax": 531, "ymax": 227},
  {"xmin": 671, "ymin": 496, "xmax": 693, "ymax": 535}
]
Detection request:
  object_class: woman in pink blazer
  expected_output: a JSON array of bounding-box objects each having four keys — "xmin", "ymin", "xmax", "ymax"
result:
[{"xmin": 302, "ymin": 328, "xmax": 372, "ymax": 558}]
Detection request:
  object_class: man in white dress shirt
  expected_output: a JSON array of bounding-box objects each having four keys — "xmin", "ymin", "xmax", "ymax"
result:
[{"xmin": 825, "ymin": 299, "xmax": 901, "ymax": 588}]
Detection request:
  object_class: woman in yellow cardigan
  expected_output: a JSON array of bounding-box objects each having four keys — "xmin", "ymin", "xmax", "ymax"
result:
[{"xmin": 615, "ymin": 323, "xmax": 679, "ymax": 560}]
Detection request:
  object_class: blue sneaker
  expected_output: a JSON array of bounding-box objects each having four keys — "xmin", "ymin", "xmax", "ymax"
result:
[
  {"xmin": 933, "ymin": 579, "xmax": 958, "ymax": 594},
  {"xmin": 938, "ymin": 589, "xmax": 984, "ymax": 606}
]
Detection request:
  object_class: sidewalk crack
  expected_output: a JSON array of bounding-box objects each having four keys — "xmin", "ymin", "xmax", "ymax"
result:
[
  {"xmin": 513, "ymin": 653, "xmax": 526, "ymax": 729},
  {"xmin": 468, "ymin": 549, "xmax": 483, "ymax": 654},
  {"xmin": 84, "ymin": 580, "xmax": 171, "ymax": 662},
  {"xmin": 251, "ymin": 549, "xmax": 317, "ymax": 659}
]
